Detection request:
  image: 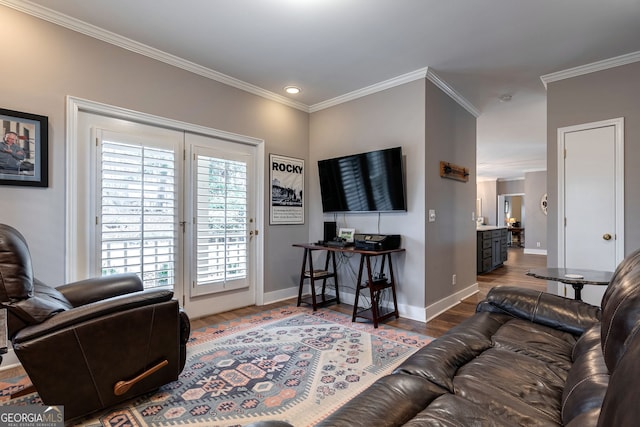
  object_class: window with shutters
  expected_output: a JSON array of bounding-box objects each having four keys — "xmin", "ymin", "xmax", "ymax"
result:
[
  {"xmin": 192, "ymin": 151, "xmax": 248, "ymax": 294},
  {"xmin": 99, "ymin": 139, "xmax": 177, "ymax": 289}
]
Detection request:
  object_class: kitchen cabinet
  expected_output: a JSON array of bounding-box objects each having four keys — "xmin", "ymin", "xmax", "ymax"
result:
[{"xmin": 477, "ymin": 227, "xmax": 508, "ymax": 274}]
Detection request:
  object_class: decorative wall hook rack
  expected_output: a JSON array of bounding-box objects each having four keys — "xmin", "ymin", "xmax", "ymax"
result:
[{"xmin": 440, "ymin": 161, "xmax": 469, "ymax": 182}]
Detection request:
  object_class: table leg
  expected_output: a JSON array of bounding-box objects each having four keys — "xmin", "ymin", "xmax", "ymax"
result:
[
  {"xmin": 352, "ymin": 255, "xmax": 366, "ymax": 322},
  {"xmin": 331, "ymin": 251, "xmax": 340, "ymax": 304},
  {"xmin": 365, "ymin": 256, "xmax": 380, "ymax": 328},
  {"xmin": 297, "ymin": 248, "xmax": 319, "ymax": 310},
  {"xmin": 321, "ymin": 251, "xmax": 331, "ymax": 300},
  {"xmin": 297, "ymin": 249, "xmax": 308, "ymax": 307},
  {"xmin": 387, "ymin": 254, "xmax": 400, "ymax": 319},
  {"xmin": 308, "ymin": 252, "xmax": 317, "ymax": 310},
  {"xmin": 571, "ymin": 283, "xmax": 584, "ymax": 301}
]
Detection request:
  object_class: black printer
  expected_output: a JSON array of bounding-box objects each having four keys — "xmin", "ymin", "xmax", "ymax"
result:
[{"xmin": 354, "ymin": 234, "xmax": 401, "ymax": 251}]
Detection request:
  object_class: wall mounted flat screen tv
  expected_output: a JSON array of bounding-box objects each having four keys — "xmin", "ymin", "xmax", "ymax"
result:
[{"xmin": 318, "ymin": 146, "xmax": 407, "ymax": 213}]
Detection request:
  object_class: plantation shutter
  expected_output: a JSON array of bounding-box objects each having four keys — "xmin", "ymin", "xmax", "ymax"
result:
[
  {"xmin": 99, "ymin": 135, "xmax": 178, "ymax": 289},
  {"xmin": 192, "ymin": 150, "xmax": 249, "ymax": 295}
]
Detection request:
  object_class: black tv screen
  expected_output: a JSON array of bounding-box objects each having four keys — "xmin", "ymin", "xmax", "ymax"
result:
[{"xmin": 318, "ymin": 147, "xmax": 407, "ymax": 213}]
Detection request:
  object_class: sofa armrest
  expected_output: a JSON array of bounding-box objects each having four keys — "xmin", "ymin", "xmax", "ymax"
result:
[
  {"xmin": 13, "ymin": 288, "xmax": 173, "ymax": 344},
  {"xmin": 478, "ymin": 286, "xmax": 601, "ymax": 336},
  {"xmin": 55, "ymin": 274, "xmax": 144, "ymax": 307}
]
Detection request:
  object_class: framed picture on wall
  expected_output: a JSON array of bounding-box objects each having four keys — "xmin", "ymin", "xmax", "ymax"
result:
[
  {"xmin": 270, "ymin": 153, "xmax": 304, "ymax": 225},
  {"xmin": 0, "ymin": 108, "xmax": 48, "ymax": 187}
]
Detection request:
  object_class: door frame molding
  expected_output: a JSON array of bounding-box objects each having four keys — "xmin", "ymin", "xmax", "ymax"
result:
[
  {"xmin": 557, "ymin": 117, "xmax": 624, "ymax": 267},
  {"xmin": 66, "ymin": 96, "xmax": 265, "ymax": 305}
]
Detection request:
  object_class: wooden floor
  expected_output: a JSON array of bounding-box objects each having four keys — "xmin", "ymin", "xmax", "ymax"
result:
[
  {"xmin": 0, "ymin": 248, "xmax": 546, "ymax": 381},
  {"xmin": 193, "ymin": 247, "xmax": 547, "ymax": 338}
]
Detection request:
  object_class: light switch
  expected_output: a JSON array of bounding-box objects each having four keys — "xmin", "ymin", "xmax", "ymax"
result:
[{"xmin": 428, "ymin": 209, "xmax": 436, "ymax": 222}]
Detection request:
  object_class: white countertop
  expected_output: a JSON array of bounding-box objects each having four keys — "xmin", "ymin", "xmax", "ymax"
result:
[{"xmin": 476, "ymin": 225, "xmax": 507, "ymax": 231}]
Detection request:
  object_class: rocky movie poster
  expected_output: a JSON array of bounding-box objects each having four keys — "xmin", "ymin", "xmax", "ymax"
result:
[{"xmin": 270, "ymin": 154, "xmax": 304, "ymax": 224}]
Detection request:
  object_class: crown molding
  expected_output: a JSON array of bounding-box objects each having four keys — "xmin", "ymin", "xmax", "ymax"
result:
[
  {"xmin": 309, "ymin": 67, "xmax": 430, "ymax": 112},
  {"xmin": 425, "ymin": 69, "xmax": 480, "ymax": 117},
  {"xmin": 310, "ymin": 67, "xmax": 480, "ymax": 117},
  {"xmin": 540, "ymin": 50, "xmax": 640, "ymax": 89},
  {"xmin": 0, "ymin": 0, "xmax": 310, "ymax": 112},
  {"xmin": 3, "ymin": 0, "xmax": 479, "ymax": 117}
]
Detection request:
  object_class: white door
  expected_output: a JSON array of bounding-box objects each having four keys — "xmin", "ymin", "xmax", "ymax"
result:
[
  {"xmin": 183, "ymin": 133, "xmax": 258, "ymax": 316},
  {"xmin": 558, "ymin": 118, "xmax": 624, "ymax": 305}
]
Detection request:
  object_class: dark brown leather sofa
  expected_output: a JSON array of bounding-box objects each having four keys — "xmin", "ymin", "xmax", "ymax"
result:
[
  {"xmin": 0, "ymin": 224, "xmax": 190, "ymax": 420},
  {"xmin": 315, "ymin": 249, "xmax": 640, "ymax": 426}
]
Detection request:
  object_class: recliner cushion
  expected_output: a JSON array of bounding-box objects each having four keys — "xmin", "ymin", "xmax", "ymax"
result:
[
  {"xmin": 481, "ymin": 285, "xmax": 601, "ymax": 336},
  {"xmin": 597, "ymin": 325, "xmax": 640, "ymax": 426},
  {"xmin": 561, "ymin": 325, "xmax": 609, "ymax": 425},
  {"xmin": 491, "ymin": 317, "xmax": 577, "ymax": 370},
  {"xmin": 394, "ymin": 312, "xmax": 509, "ymax": 391},
  {"xmin": 13, "ymin": 288, "xmax": 173, "ymax": 344},
  {"xmin": 600, "ymin": 249, "xmax": 640, "ymax": 372},
  {"xmin": 453, "ymin": 346, "xmax": 568, "ymax": 425},
  {"xmin": 316, "ymin": 374, "xmax": 447, "ymax": 427},
  {"xmin": 6, "ymin": 280, "xmax": 72, "ymax": 326},
  {"xmin": 0, "ymin": 224, "xmax": 34, "ymax": 300},
  {"xmin": 404, "ymin": 394, "xmax": 516, "ymax": 427}
]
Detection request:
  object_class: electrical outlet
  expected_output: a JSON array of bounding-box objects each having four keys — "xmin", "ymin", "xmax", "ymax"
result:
[
  {"xmin": 452, "ymin": 274, "xmax": 456, "ymax": 286},
  {"xmin": 428, "ymin": 209, "xmax": 436, "ymax": 222},
  {"xmin": 537, "ymin": 242, "xmax": 541, "ymax": 247}
]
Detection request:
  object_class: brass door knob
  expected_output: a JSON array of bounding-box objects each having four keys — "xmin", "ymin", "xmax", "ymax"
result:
[{"xmin": 603, "ymin": 233, "xmax": 612, "ymax": 241}]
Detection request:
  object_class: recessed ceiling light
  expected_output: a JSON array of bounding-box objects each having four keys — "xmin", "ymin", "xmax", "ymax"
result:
[{"xmin": 284, "ymin": 86, "xmax": 301, "ymax": 95}]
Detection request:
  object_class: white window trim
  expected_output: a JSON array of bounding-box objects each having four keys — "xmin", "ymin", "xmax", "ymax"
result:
[{"xmin": 65, "ymin": 96, "xmax": 265, "ymax": 305}]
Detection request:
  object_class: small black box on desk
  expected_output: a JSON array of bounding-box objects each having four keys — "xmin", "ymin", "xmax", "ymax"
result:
[{"xmin": 354, "ymin": 234, "xmax": 401, "ymax": 251}]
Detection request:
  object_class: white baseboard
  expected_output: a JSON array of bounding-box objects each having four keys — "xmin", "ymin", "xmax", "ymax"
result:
[
  {"xmin": 263, "ymin": 283, "xmax": 483, "ymax": 327},
  {"xmin": 262, "ymin": 286, "xmax": 427, "ymax": 323},
  {"xmin": 262, "ymin": 285, "xmax": 300, "ymax": 305},
  {"xmin": 524, "ymin": 248, "xmax": 547, "ymax": 255},
  {"xmin": 398, "ymin": 302, "xmax": 428, "ymax": 323},
  {"xmin": 336, "ymin": 290, "xmax": 427, "ymax": 323},
  {"xmin": 0, "ymin": 348, "xmax": 21, "ymax": 371},
  {"xmin": 425, "ymin": 283, "xmax": 479, "ymax": 322}
]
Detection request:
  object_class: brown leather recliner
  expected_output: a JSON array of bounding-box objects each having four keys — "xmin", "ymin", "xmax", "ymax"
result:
[{"xmin": 0, "ymin": 224, "xmax": 190, "ymax": 420}]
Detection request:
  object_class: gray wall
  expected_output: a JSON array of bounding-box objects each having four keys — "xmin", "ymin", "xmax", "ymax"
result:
[
  {"xmin": 524, "ymin": 171, "xmax": 547, "ymax": 251},
  {"xmin": 309, "ymin": 78, "xmax": 477, "ymax": 316},
  {"xmin": 547, "ymin": 61, "xmax": 640, "ymax": 264},
  {"xmin": 497, "ymin": 179, "xmax": 525, "ymax": 195},
  {"xmin": 309, "ymin": 80, "xmax": 427, "ymax": 311},
  {"xmin": 425, "ymin": 80, "xmax": 477, "ymax": 306},
  {"xmin": 476, "ymin": 181, "xmax": 497, "ymax": 225},
  {"xmin": 0, "ymin": 6, "xmax": 309, "ymax": 294}
]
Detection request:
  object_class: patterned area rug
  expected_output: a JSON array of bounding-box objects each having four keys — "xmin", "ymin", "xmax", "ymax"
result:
[{"xmin": 0, "ymin": 306, "xmax": 432, "ymax": 426}]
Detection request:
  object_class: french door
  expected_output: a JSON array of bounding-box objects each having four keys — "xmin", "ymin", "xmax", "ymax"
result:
[
  {"xmin": 70, "ymin": 100, "xmax": 262, "ymax": 318},
  {"xmin": 184, "ymin": 133, "xmax": 257, "ymax": 315}
]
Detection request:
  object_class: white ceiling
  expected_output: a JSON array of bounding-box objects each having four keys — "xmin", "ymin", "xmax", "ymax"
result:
[{"xmin": 8, "ymin": 0, "xmax": 640, "ymax": 180}]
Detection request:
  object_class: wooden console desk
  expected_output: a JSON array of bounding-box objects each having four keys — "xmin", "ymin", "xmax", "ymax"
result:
[{"xmin": 293, "ymin": 243, "xmax": 404, "ymax": 328}]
